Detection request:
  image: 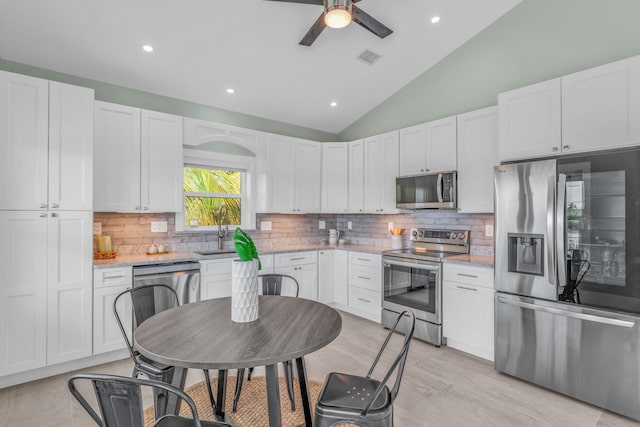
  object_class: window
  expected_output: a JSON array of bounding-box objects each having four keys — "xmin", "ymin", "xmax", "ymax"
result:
[{"xmin": 177, "ymin": 149, "xmax": 256, "ymax": 231}]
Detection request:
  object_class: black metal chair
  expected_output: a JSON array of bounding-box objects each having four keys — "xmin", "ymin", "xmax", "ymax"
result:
[
  {"xmin": 68, "ymin": 373, "xmax": 231, "ymax": 427},
  {"xmin": 113, "ymin": 285, "xmax": 218, "ymax": 418},
  {"xmin": 313, "ymin": 310, "xmax": 416, "ymax": 427},
  {"xmin": 232, "ymin": 273, "xmax": 300, "ymax": 413}
]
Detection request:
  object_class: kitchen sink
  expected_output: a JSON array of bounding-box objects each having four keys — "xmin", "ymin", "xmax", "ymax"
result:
[{"xmin": 195, "ymin": 250, "xmax": 236, "ymax": 256}]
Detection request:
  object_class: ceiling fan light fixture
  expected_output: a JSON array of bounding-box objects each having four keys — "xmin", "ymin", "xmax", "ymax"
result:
[{"xmin": 324, "ymin": 3, "xmax": 352, "ymax": 29}]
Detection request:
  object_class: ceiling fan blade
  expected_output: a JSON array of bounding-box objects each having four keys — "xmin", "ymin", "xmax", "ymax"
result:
[
  {"xmin": 351, "ymin": 5, "xmax": 393, "ymax": 39},
  {"xmin": 299, "ymin": 13, "xmax": 327, "ymax": 46},
  {"xmin": 265, "ymin": 0, "xmax": 323, "ymax": 4}
]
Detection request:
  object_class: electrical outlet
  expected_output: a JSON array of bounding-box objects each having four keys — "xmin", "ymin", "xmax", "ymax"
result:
[
  {"xmin": 151, "ymin": 221, "xmax": 168, "ymax": 233},
  {"xmin": 319, "ymin": 220, "xmax": 326, "ymax": 230},
  {"xmin": 261, "ymin": 221, "xmax": 272, "ymax": 231},
  {"xmin": 485, "ymin": 224, "xmax": 494, "ymax": 237},
  {"xmin": 93, "ymin": 222, "xmax": 102, "ymax": 235},
  {"xmin": 347, "ymin": 221, "xmax": 352, "ymax": 230}
]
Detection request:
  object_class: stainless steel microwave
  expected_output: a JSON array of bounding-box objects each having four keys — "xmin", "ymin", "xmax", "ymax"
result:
[{"xmin": 396, "ymin": 171, "xmax": 457, "ymax": 209}]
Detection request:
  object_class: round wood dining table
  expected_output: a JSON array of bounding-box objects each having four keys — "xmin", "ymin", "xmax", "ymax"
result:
[{"xmin": 134, "ymin": 295, "xmax": 342, "ymax": 427}]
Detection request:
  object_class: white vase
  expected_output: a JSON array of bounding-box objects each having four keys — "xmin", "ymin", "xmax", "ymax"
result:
[
  {"xmin": 391, "ymin": 235, "xmax": 403, "ymax": 249},
  {"xmin": 231, "ymin": 258, "xmax": 259, "ymax": 322}
]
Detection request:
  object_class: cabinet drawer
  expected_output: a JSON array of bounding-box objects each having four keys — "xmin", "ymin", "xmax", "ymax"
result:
[
  {"xmin": 349, "ymin": 287, "xmax": 381, "ymax": 316},
  {"xmin": 348, "ymin": 266, "xmax": 381, "ymax": 292},
  {"xmin": 443, "ymin": 264, "xmax": 493, "ymax": 289},
  {"xmin": 260, "ymin": 254, "xmax": 275, "ymax": 273},
  {"xmin": 275, "ymin": 251, "xmax": 317, "ymax": 267},
  {"xmin": 348, "ymin": 252, "xmax": 381, "ymax": 268},
  {"xmin": 94, "ymin": 266, "xmax": 132, "ymax": 288},
  {"xmin": 200, "ymin": 258, "xmax": 232, "ymax": 276}
]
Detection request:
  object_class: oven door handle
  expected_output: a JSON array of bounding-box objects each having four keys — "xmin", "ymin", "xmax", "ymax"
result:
[{"xmin": 384, "ymin": 260, "xmax": 440, "ymax": 271}]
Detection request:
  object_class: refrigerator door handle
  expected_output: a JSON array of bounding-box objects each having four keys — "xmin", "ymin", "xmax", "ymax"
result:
[
  {"xmin": 437, "ymin": 173, "xmax": 443, "ymax": 203},
  {"xmin": 556, "ymin": 173, "xmax": 567, "ymax": 287},
  {"xmin": 497, "ymin": 296, "xmax": 636, "ymax": 328},
  {"xmin": 547, "ymin": 174, "xmax": 556, "ymax": 286}
]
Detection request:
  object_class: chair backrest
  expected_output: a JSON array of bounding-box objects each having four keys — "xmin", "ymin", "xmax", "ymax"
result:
[
  {"xmin": 113, "ymin": 284, "xmax": 180, "ymax": 359},
  {"xmin": 363, "ymin": 310, "xmax": 416, "ymax": 415},
  {"xmin": 259, "ymin": 273, "xmax": 299, "ymax": 297}
]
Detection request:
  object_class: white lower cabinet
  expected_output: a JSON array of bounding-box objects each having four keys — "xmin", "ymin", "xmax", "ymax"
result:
[
  {"xmin": 93, "ymin": 266, "xmax": 133, "ymax": 355},
  {"xmin": 275, "ymin": 251, "xmax": 318, "ymax": 301},
  {"xmin": 333, "ymin": 250, "xmax": 349, "ymax": 307},
  {"xmin": 347, "ymin": 252, "xmax": 382, "ymax": 322},
  {"xmin": 317, "ymin": 250, "xmax": 334, "ymax": 304},
  {"xmin": 443, "ymin": 263, "xmax": 494, "ymax": 361},
  {"xmin": 200, "ymin": 258, "xmax": 233, "ymax": 300}
]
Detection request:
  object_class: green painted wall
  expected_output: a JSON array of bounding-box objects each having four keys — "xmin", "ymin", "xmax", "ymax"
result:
[
  {"xmin": 0, "ymin": 59, "xmax": 338, "ymax": 143},
  {"xmin": 338, "ymin": 0, "xmax": 640, "ymax": 141}
]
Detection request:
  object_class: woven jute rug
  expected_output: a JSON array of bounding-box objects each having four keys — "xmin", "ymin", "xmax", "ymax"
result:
[{"xmin": 144, "ymin": 375, "xmax": 349, "ymax": 427}]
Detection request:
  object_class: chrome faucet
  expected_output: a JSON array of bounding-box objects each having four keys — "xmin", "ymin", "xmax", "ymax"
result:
[{"xmin": 217, "ymin": 205, "xmax": 229, "ymax": 250}]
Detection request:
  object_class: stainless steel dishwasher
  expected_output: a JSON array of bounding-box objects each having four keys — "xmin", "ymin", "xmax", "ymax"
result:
[{"xmin": 133, "ymin": 261, "xmax": 201, "ymax": 305}]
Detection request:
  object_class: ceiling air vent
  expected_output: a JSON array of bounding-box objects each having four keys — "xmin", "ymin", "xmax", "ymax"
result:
[{"xmin": 357, "ymin": 50, "xmax": 381, "ymax": 65}]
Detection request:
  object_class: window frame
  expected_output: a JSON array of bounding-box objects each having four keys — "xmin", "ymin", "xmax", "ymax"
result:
[{"xmin": 176, "ymin": 149, "xmax": 256, "ymax": 232}]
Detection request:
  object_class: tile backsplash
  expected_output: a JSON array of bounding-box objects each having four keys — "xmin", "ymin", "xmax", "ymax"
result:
[{"xmin": 94, "ymin": 211, "xmax": 494, "ymax": 256}]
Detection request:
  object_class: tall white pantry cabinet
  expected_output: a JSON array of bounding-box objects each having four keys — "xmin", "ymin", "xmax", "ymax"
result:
[{"xmin": 0, "ymin": 71, "xmax": 94, "ymax": 376}]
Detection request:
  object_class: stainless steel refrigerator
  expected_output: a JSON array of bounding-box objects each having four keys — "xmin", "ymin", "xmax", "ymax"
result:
[{"xmin": 494, "ymin": 148, "xmax": 640, "ymax": 421}]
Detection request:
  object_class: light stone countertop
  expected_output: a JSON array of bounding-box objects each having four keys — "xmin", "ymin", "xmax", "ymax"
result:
[
  {"xmin": 444, "ymin": 254, "xmax": 494, "ymax": 268},
  {"xmin": 93, "ymin": 243, "xmax": 391, "ymax": 268}
]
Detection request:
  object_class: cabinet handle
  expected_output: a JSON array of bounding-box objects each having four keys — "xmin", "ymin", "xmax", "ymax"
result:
[
  {"xmin": 359, "ymin": 209, "xmax": 363, "ymax": 212},
  {"xmin": 457, "ymin": 273, "xmax": 478, "ymax": 278},
  {"xmin": 357, "ymin": 275, "xmax": 370, "ymax": 280},
  {"xmin": 290, "ymin": 257, "xmax": 305, "ymax": 261},
  {"xmin": 357, "ymin": 258, "xmax": 370, "ymax": 262},
  {"xmin": 104, "ymin": 274, "xmax": 125, "ymax": 279},
  {"xmin": 552, "ymin": 147, "xmax": 559, "ymax": 152},
  {"xmin": 50, "ymin": 213, "xmax": 58, "ymax": 218},
  {"xmin": 425, "ymin": 169, "xmax": 430, "ymax": 172},
  {"xmin": 51, "ymin": 203, "xmax": 59, "ymax": 208},
  {"xmin": 143, "ymin": 206, "xmax": 149, "ymax": 211},
  {"xmin": 563, "ymin": 145, "xmax": 570, "ymax": 150},
  {"xmin": 456, "ymin": 285, "xmax": 478, "ymax": 292},
  {"xmin": 380, "ymin": 209, "xmax": 384, "ymax": 212},
  {"xmin": 420, "ymin": 169, "xmax": 424, "ymax": 172},
  {"xmin": 135, "ymin": 206, "xmax": 140, "ymax": 210},
  {"xmin": 39, "ymin": 212, "xmax": 47, "ymax": 218},
  {"xmin": 40, "ymin": 203, "xmax": 47, "ymax": 209},
  {"xmin": 357, "ymin": 297, "xmax": 371, "ymax": 303}
]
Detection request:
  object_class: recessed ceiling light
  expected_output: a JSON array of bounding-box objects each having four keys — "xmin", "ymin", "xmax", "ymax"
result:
[
  {"xmin": 142, "ymin": 44, "xmax": 154, "ymax": 53},
  {"xmin": 430, "ymin": 16, "xmax": 441, "ymax": 24},
  {"xmin": 226, "ymin": 88, "xmax": 235, "ymax": 94},
  {"xmin": 330, "ymin": 101, "xmax": 338, "ymax": 107}
]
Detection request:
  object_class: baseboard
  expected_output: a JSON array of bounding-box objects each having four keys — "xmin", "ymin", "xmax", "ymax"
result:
[{"xmin": 445, "ymin": 338, "xmax": 494, "ymax": 362}]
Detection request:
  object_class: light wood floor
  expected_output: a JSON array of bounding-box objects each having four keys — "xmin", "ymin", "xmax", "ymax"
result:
[{"xmin": 1, "ymin": 310, "xmax": 639, "ymax": 427}]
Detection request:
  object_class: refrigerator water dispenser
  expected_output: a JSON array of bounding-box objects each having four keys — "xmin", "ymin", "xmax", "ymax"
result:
[{"xmin": 508, "ymin": 233, "xmax": 544, "ymax": 276}]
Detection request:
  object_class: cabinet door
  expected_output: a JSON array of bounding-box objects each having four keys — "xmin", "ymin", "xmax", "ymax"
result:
[
  {"xmin": 380, "ymin": 131, "xmax": 400, "ymax": 213},
  {"xmin": 317, "ymin": 250, "xmax": 334, "ymax": 304},
  {"xmin": 321, "ymin": 143, "xmax": 348, "ymax": 213},
  {"xmin": 442, "ymin": 280, "xmax": 494, "ymax": 361},
  {"xmin": 457, "ymin": 106, "xmax": 499, "ymax": 213},
  {"xmin": 398, "ymin": 123, "xmax": 426, "ymax": 176},
  {"xmin": 333, "ymin": 250, "xmax": 349, "ymax": 306},
  {"xmin": 363, "ymin": 136, "xmax": 383, "ymax": 212},
  {"xmin": 94, "ymin": 102, "xmax": 141, "ymax": 211},
  {"xmin": 267, "ymin": 134, "xmax": 295, "ymax": 212},
  {"xmin": 498, "ymin": 78, "xmax": 561, "ymax": 161},
  {"xmin": 47, "ymin": 211, "xmax": 93, "ymax": 364},
  {"xmin": 295, "ymin": 139, "xmax": 321, "ymax": 212},
  {"xmin": 93, "ymin": 284, "xmax": 131, "ymax": 355},
  {"xmin": 0, "ymin": 211, "xmax": 47, "ymax": 375},
  {"xmin": 141, "ymin": 110, "xmax": 183, "ymax": 212},
  {"xmin": 48, "ymin": 82, "xmax": 94, "ymax": 211},
  {"xmin": 200, "ymin": 258, "xmax": 233, "ymax": 300},
  {"xmin": 425, "ymin": 116, "xmax": 457, "ymax": 172},
  {"xmin": 562, "ymin": 55, "xmax": 640, "ymax": 153},
  {"xmin": 0, "ymin": 71, "xmax": 49, "ymax": 210},
  {"xmin": 348, "ymin": 140, "xmax": 364, "ymax": 213},
  {"xmin": 275, "ymin": 264, "xmax": 318, "ymax": 301}
]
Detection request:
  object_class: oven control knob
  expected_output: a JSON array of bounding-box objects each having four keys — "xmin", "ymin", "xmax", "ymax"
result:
[
  {"xmin": 458, "ymin": 232, "xmax": 466, "ymax": 240},
  {"xmin": 451, "ymin": 232, "xmax": 457, "ymax": 239},
  {"xmin": 412, "ymin": 230, "xmax": 418, "ymax": 237},
  {"xmin": 418, "ymin": 231, "xmax": 424, "ymax": 238}
]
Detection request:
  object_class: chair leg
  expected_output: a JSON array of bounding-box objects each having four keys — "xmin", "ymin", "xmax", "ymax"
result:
[
  {"xmin": 203, "ymin": 369, "xmax": 216, "ymax": 412},
  {"xmin": 233, "ymin": 368, "xmax": 245, "ymax": 412},
  {"xmin": 248, "ymin": 366, "xmax": 254, "ymax": 381},
  {"xmin": 283, "ymin": 360, "xmax": 295, "ymax": 411}
]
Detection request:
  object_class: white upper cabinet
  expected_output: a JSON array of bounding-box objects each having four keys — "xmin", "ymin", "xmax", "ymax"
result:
[
  {"xmin": 94, "ymin": 102, "xmax": 183, "ymax": 212},
  {"xmin": 321, "ymin": 143, "xmax": 349, "ymax": 213},
  {"xmin": 498, "ymin": 78, "xmax": 562, "ymax": 161},
  {"xmin": 457, "ymin": 106, "xmax": 499, "ymax": 213},
  {"xmin": 364, "ymin": 131, "xmax": 399, "ymax": 214},
  {"xmin": 399, "ymin": 116, "xmax": 457, "ymax": 176},
  {"xmin": 267, "ymin": 135, "xmax": 321, "ymax": 213},
  {"xmin": 348, "ymin": 139, "xmax": 364, "ymax": 213},
  {"xmin": 0, "ymin": 72, "xmax": 93, "ymax": 211},
  {"xmin": 562, "ymin": 55, "xmax": 640, "ymax": 153}
]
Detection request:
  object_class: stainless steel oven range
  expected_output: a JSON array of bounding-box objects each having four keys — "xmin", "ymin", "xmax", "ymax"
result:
[{"xmin": 382, "ymin": 228, "xmax": 469, "ymax": 346}]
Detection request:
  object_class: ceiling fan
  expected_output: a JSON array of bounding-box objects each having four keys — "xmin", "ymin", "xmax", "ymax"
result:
[{"xmin": 267, "ymin": 0, "xmax": 393, "ymax": 46}]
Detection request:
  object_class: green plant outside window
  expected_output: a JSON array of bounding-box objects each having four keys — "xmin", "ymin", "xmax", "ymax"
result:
[{"xmin": 183, "ymin": 166, "xmax": 242, "ymax": 226}]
